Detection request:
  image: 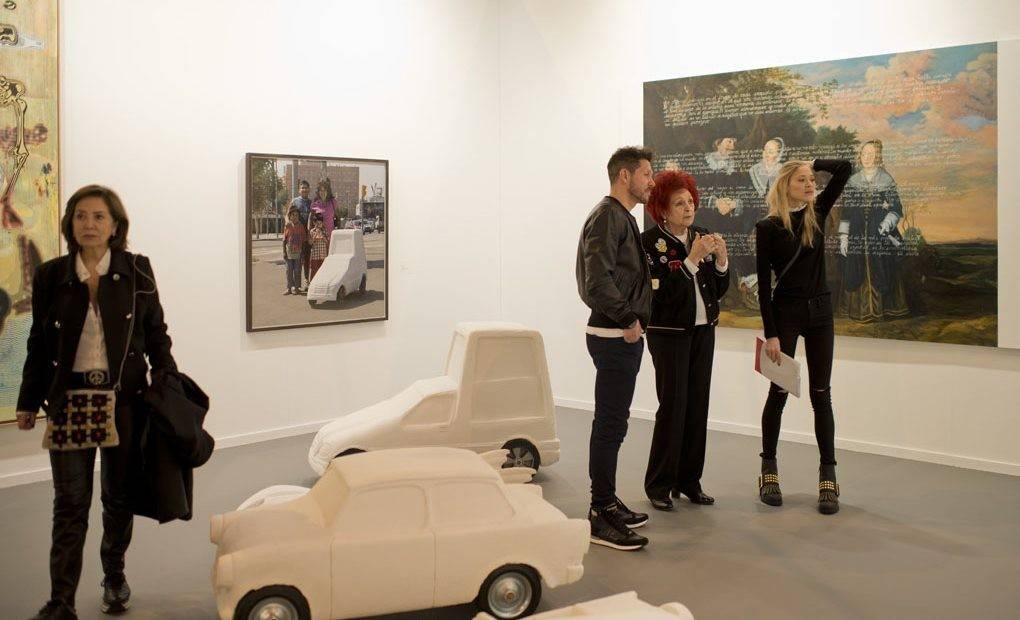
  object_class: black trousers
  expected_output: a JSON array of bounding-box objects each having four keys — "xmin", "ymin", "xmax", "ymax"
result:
[
  {"xmin": 586, "ymin": 334, "xmax": 644, "ymax": 509},
  {"xmin": 761, "ymin": 293, "xmax": 837, "ymax": 465},
  {"xmin": 645, "ymin": 326, "xmax": 715, "ymax": 499},
  {"xmin": 48, "ymin": 404, "xmax": 136, "ymax": 606}
]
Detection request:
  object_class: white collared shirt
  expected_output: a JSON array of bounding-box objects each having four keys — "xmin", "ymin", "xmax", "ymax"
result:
[{"xmin": 72, "ymin": 250, "xmax": 111, "ymax": 372}]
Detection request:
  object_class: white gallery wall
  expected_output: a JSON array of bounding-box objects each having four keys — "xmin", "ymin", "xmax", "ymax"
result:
[
  {"xmin": 0, "ymin": 0, "xmax": 502, "ymax": 485},
  {"xmin": 497, "ymin": 0, "xmax": 1020, "ymax": 475},
  {"xmin": 3, "ymin": 0, "xmax": 1019, "ymax": 486}
]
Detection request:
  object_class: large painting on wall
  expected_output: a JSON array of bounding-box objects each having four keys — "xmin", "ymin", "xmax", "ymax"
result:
[
  {"xmin": 0, "ymin": 0, "xmax": 59, "ymax": 423},
  {"xmin": 245, "ymin": 153, "xmax": 388, "ymax": 332},
  {"xmin": 644, "ymin": 42, "xmax": 998, "ymax": 346}
]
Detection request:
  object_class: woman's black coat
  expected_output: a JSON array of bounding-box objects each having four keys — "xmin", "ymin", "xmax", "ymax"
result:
[{"xmin": 17, "ymin": 250, "xmax": 176, "ymax": 414}]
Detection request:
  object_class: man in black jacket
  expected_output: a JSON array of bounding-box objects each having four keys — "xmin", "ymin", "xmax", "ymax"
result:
[{"xmin": 575, "ymin": 146, "xmax": 654, "ymax": 551}]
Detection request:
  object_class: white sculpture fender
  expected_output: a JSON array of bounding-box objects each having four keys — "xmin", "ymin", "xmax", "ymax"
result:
[
  {"xmin": 308, "ymin": 322, "xmax": 561, "ymax": 475},
  {"xmin": 211, "ymin": 447, "xmax": 587, "ymax": 620},
  {"xmin": 473, "ymin": 591, "xmax": 695, "ymax": 619}
]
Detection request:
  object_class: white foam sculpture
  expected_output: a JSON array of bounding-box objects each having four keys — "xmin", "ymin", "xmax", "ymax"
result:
[
  {"xmin": 211, "ymin": 447, "xmax": 588, "ymax": 620},
  {"xmin": 306, "ymin": 229, "xmax": 368, "ymax": 306},
  {"xmin": 474, "ymin": 591, "xmax": 695, "ymax": 620},
  {"xmin": 308, "ymin": 322, "xmax": 561, "ymax": 475}
]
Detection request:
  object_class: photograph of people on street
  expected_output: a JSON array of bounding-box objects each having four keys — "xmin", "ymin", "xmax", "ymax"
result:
[{"xmin": 245, "ymin": 153, "xmax": 387, "ymax": 331}]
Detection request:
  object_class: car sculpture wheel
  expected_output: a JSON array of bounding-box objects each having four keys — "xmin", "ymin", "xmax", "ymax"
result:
[
  {"xmin": 478, "ymin": 565, "xmax": 541, "ymax": 619},
  {"xmin": 234, "ymin": 586, "xmax": 310, "ymax": 620},
  {"xmin": 501, "ymin": 439, "xmax": 540, "ymax": 470}
]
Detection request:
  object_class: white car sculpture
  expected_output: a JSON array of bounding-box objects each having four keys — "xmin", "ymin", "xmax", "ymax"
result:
[
  {"xmin": 309, "ymin": 322, "xmax": 561, "ymax": 475},
  {"xmin": 306, "ymin": 229, "xmax": 367, "ymax": 306},
  {"xmin": 474, "ymin": 591, "xmax": 695, "ymax": 620},
  {"xmin": 210, "ymin": 447, "xmax": 589, "ymax": 620}
]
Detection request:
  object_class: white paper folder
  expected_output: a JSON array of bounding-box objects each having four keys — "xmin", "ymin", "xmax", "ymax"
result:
[{"xmin": 755, "ymin": 337, "xmax": 801, "ymax": 397}]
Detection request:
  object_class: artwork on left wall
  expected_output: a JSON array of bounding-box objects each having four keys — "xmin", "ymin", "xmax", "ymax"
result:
[
  {"xmin": 0, "ymin": 0, "xmax": 59, "ymax": 424},
  {"xmin": 245, "ymin": 153, "xmax": 389, "ymax": 332}
]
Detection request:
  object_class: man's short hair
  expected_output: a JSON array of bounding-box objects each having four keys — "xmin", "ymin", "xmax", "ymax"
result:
[
  {"xmin": 299, "ymin": 179, "xmax": 310, "ymax": 188},
  {"xmin": 607, "ymin": 146, "xmax": 654, "ymax": 182}
]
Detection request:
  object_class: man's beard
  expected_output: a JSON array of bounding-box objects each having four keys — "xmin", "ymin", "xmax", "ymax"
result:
[{"xmin": 628, "ymin": 182, "xmax": 648, "ymax": 204}]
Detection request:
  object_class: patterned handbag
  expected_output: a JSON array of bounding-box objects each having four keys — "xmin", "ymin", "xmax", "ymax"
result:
[{"xmin": 43, "ymin": 388, "xmax": 119, "ymax": 450}]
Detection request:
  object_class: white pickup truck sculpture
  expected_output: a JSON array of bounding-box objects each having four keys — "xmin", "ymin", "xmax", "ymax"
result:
[{"xmin": 309, "ymin": 322, "xmax": 561, "ymax": 474}]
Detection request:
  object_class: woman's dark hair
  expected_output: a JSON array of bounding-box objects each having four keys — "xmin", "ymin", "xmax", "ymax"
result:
[
  {"xmin": 315, "ymin": 178, "xmax": 334, "ymax": 202},
  {"xmin": 62, "ymin": 185, "xmax": 130, "ymax": 253}
]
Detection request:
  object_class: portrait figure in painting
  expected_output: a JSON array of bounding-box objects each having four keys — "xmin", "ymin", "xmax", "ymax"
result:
[
  {"xmin": 705, "ymin": 136, "xmax": 737, "ymax": 173},
  {"xmin": 838, "ymin": 140, "xmax": 910, "ymax": 322},
  {"xmin": 749, "ymin": 138, "xmax": 785, "ymax": 198}
]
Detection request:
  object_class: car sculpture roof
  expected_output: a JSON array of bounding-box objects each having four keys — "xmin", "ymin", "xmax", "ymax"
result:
[{"xmin": 330, "ymin": 446, "xmax": 500, "ymax": 490}]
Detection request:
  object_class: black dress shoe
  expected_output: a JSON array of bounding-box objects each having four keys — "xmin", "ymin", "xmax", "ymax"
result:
[
  {"xmin": 101, "ymin": 576, "xmax": 131, "ymax": 614},
  {"xmin": 30, "ymin": 600, "xmax": 78, "ymax": 620},
  {"xmin": 675, "ymin": 487, "xmax": 715, "ymax": 505},
  {"xmin": 649, "ymin": 496, "xmax": 674, "ymax": 511}
]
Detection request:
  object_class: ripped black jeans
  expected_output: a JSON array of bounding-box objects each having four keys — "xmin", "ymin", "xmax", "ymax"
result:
[{"xmin": 761, "ymin": 293, "xmax": 836, "ymax": 465}]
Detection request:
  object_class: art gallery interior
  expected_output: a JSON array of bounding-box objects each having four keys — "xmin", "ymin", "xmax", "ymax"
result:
[{"xmin": 2, "ymin": 1, "xmax": 1019, "ymax": 619}]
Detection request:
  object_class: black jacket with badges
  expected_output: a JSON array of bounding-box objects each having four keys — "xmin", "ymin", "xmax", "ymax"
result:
[
  {"xmin": 17, "ymin": 250, "xmax": 177, "ymax": 414},
  {"xmin": 641, "ymin": 224, "xmax": 730, "ymax": 332},
  {"xmin": 130, "ymin": 370, "xmax": 213, "ymax": 523},
  {"xmin": 576, "ymin": 196, "xmax": 652, "ymax": 329}
]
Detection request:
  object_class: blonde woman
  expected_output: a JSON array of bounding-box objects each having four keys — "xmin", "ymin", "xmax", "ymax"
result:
[{"xmin": 754, "ymin": 158, "xmax": 851, "ymax": 515}]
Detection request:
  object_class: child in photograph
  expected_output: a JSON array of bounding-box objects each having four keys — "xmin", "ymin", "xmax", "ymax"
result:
[
  {"xmin": 308, "ymin": 213, "xmax": 328, "ymax": 281},
  {"xmin": 282, "ymin": 207, "xmax": 306, "ymax": 295}
]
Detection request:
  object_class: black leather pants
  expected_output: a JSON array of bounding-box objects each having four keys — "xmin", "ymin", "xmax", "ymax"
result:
[{"xmin": 47, "ymin": 404, "xmax": 135, "ymax": 606}]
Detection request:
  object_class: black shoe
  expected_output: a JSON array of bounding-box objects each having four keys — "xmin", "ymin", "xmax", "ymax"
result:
[
  {"xmin": 648, "ymin": 496, "xmax": 674, "ymax": 511},
  {"xmin": 818, "ymin": 464, "xmax": 840, "ymax": 515},
  {"xmin": 676, "ymin": 487, "xmax": 715, "ymax": 505},
  {"xmin": 588, "ymin": 505, "xmax": 648, "ymax": 551},
  {"xmin": 613, "ymin": 496, "xmax": 648, "ymax": 528},
  {"xmin": 101, "ymin": 576, "xmax": 131, "ymax": 614},
  {"xmin": 30, "ymin": 601, "xmax": 77, "ymax": 620},
  {"xmin": 759, "ymin": 457, "xmax": 783, "ymax": 507}
]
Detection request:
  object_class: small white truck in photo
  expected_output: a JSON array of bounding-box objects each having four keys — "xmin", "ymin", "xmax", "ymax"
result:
[{"xmin": 306, "ymin": 229, "xmax": 367, "ymax": 306}]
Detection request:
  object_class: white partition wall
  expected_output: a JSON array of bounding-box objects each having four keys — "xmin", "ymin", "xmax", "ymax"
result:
[
  {"xmin": 497, "ymin": 0, "xmax": 1020, "ymax": 475},
  {"xmin": 3, "ymin": 0, "xmax": 1018, "ymax": 485},
  {"xmin": 0, "ymin": 0, "xmax": 503, "ymax": 485}
]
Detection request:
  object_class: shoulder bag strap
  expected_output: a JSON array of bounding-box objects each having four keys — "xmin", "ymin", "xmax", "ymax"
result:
[
  {"xmin": 113, "ymin": 256, "xmax": 139, "ymax": 392},
  {"xmin": 770, "ymin": 243, "xmax": 803, "ymax": 301}
]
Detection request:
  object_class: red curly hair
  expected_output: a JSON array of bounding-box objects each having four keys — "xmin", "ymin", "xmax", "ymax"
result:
[{"xmin": 645, "ymin": 170, "xmax": 699, "ymax": 224}]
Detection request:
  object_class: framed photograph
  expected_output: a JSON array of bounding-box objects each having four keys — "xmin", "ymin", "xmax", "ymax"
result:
[
  {"xmin": 1, "ymin": 0, "xmax": 61, "ymax": 424},
  {"xmin": 245, "ymin": 153, "xmax": 388, "ymax": 332}
]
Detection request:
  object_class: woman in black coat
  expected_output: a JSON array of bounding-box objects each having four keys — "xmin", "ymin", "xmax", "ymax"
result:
[
  {"xmin": 641, "ymin": 170, "xmax": 729, "ymax": 511},
  {"xmin": 16, "ymin": 185, "xmax": 176, "ymax": 620}
]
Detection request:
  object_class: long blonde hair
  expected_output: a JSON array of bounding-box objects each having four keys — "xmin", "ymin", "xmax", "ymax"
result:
[{"xmin": 766, "ymin": 160, "xmax": 820, "ymax": 247}]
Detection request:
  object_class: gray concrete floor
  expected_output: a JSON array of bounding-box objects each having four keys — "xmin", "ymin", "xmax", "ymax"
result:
[{"xmin": 2, "ymin": 408, "xmax": 1019, "ymax": 619}]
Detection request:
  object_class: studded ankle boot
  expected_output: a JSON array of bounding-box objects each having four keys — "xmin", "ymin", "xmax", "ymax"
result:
[
  {"xmin": 758, "ymin": 456, "xmax": 782, "ymax": 506},
  {"xmin": 818, "ymin": 463, "xmax": 839, "ymax": 515}
]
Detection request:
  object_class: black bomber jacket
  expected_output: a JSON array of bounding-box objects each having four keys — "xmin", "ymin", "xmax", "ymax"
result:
[{"xmin": 641, "ymin": 224, "xmax": 730, "ymax": 332}]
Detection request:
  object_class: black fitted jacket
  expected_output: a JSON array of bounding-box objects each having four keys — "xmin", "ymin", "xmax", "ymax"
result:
[
  {"xmin": 17, "ymin": 250, "xmax": 177, "ymax": 414},
  {"xmin": 576, "ymin": 196, "xmax": 652, "ymax": 329},
  {"xmin": 755, "ymin": 159, "xmax": 852, "ymax": 338},
  {"xmin": 642, "ymin": 224, "xmax": 730, "ymax": 332}
]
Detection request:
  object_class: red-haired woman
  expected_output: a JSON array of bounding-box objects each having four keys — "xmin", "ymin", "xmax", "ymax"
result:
[{"xmin": 641, "ymin": 170, "xmax": 729, "ymax": 511}]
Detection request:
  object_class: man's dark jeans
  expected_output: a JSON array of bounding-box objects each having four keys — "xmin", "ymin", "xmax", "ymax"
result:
[{"xmin": 586, "ymin": 334, "xmax": 644, "ymax": 509}]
